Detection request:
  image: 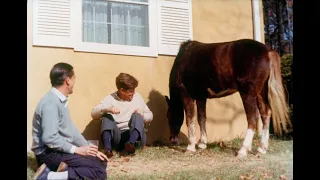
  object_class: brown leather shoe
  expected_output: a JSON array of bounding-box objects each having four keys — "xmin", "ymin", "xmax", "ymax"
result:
[
  {"xmin": 105, "ymin": 150, "xmax": 113, "ymax": 158},
  {"xmin": 125, "ymin": 142, "xmax": 135, "ymax": 154},
  {"xmin": 57, "ymin": 162, "xmax": 68, "ymax": 172}
]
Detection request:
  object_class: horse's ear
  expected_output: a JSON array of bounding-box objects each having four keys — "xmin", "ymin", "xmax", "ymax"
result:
[{"xmin": 165, "ymin": 96, "xmax": 170, "ymax": 105}]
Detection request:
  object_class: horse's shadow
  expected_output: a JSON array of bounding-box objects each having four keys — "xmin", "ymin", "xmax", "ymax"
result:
[{"xmin": 145, "ymin": 89, "xmax": 188, "ymax": 146}]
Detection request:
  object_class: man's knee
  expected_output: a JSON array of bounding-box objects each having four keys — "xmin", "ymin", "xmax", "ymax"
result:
[
  {"xmin": 95, "ymin": 165, "xmax": 107, "ymax": 180},
  {"xmin": 101, "ymin": 115, "xmax": 117, "ymax": 131},
  {"xmin": 89, "ymin": 157, "xmax": 107, "ymax": 179},
  {"xmin": 102, "ymin": 113, "xmax": 114, "ymax": 120},
  {"xmin": 131, "ymin": 113, "xmax": 144, "ymax": 124}
]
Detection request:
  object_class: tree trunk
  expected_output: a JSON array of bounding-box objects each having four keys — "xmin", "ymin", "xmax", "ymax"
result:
[{"xmin": 275, "ymin": 1, "xmax": 284, "ymax": 55}]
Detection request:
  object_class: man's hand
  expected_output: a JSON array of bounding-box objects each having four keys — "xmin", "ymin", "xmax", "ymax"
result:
[
  {"xmin": 97, "ymin": 151, "xmax": 109, "ymax": 162},
  {"xmin": 108, "ymin": 106, "xmax": 120, "ymax": 114},
  {"xmin": 75, "ymin": 145, "xmax": 98, "ymax": 156}
]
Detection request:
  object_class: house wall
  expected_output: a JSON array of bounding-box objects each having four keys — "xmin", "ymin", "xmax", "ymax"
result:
[{"xmin": 27, "ymin": 0, "xmax": 263, "ymax": 150}]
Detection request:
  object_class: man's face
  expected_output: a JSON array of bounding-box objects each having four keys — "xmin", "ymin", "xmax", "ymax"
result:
[
  {"xmin": 119, "ymin": 88, "xmax": 135, "ymax": 101},
  {"xmin": 66, "ymin": 74, "xmax": 76, "ymax": 94}
]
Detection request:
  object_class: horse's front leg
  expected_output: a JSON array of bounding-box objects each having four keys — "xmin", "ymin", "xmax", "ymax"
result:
[
  {"xmin": 183, "ymin": 96, "xmax": 196, "ymax": 152},
  {"xmin": 196, "ymin": 98, "xmax": 207, "ymax": 149}
]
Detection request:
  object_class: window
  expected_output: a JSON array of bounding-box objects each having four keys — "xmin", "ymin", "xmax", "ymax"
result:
[
  {"xmin": 32, "ymin": 0, "xmax": 192, "ymax": 57},
  {"xmin": 82, "ymin": 0, "xmax": 149, "ymax": 47}
]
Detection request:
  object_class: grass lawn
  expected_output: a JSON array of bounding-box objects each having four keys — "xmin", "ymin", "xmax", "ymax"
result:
[{"xmin": 27, "ymin": 136, "xmax": 293, "ymax": 180}]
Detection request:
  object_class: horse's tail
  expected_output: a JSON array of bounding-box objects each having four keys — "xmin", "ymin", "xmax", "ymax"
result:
[{"xmin": 267, "ymin": 51, "xmax": 292, "ymax": 136}]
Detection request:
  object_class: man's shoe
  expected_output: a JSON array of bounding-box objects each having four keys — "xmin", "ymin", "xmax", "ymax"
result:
[
  {"xmin": 57, "ymin": 162, "xmax": 68, "ymax": 172},
  {"xmin": 33, "ymin": 163, "xmax": 51, "ymax": 180},
  {"xmin": 105, "ymin": 150, "xmax": 113, "ymax": 158},
  {"xmin": 125, "ymin": 142, "xmax": 135, "ymax": 154}
]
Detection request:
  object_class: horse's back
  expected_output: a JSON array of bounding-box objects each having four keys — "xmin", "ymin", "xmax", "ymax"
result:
[{"xmin": 171, "ymin": 39, "xmax": 271, "ymax": 99}]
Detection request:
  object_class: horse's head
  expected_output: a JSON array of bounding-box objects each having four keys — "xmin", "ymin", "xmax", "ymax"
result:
[{"xmin": 165, "ymin": 95, "xmax": 184, "ymax": 145}]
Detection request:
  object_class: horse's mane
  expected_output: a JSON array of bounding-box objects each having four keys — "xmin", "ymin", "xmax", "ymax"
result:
[{"xmin": 169, "ymin": 40, "xmax": 193, "ymax": 87}]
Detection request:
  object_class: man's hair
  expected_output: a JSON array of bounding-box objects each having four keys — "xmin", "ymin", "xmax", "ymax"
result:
[
  {"xmin": 50, "ymin": 62, "xmax": 74, "ymax": 87},
  {"xmin": 116, "ymin": 73, "xmax": 138, "ymax": 90}
]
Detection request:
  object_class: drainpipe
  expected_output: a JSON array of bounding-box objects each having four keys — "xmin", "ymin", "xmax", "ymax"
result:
[
  {"xmin": 252, "ymin": 0, "xmax": 263, "ymax": 135},
  {"xmin": 252, "ymin": 0, "xmax": 262, "ymax": 42}
]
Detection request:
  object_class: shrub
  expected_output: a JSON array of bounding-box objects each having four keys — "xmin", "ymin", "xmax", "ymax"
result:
[
  {"xmin": 281, "ymin": 54, "xmax": 293, "ymax": 79},
  {"xmin": 280, "ymin": 53, "xmax": 293, "ymax": 108}
]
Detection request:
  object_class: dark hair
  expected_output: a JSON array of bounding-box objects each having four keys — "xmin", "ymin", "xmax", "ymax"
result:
[
  {"xmin": 50, "ymin": 62, "xmax": 74, "ymax": 87},
  {"xmin": 115, "ymin": 73, "xmax": 138, "ymax": 90}
]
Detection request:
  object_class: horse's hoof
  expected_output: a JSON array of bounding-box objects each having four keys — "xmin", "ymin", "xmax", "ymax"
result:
[
  {"xmin": 237, "ymin": 151, "xmax": 247, "ymax": 158},
  {"xmin": 197, "ymin": 143, "xmax": 207, "ymax": 149},
  {"xmin": 237, "ymin": 147, "xmax": 247, "ymax": 158},
  {"xmin": 187, "ymin": 145, "xmax": 196, "ymax": 152},
  {"xmin": 257, "ymin": 147, "xmax": 267, "ymax": 154}
]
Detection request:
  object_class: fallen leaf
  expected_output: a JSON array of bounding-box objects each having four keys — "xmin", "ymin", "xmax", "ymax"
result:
[
  {"xmin": 110, "ymin": 164, "xmax": 119, "ymax": 167},
  {"xmin": 280, "ymin": 175, "xmax": 286, "ymax": 180},
  {"xmin": 121, "ymin": 169, "xmax": 128, "ymax": 173},
  {"xmin": 122, "ymin": 157, "xmax": 130, "ymax": 162},
  {"xmin": 260, "ymin": 173, "xmax": 272, "ymax": 179},
  {"xmin": 240, "ymin": 174, "xmax": 253, "ymax": 180},
  {"xmin": 217, "ymin": 178, "xmax": 221, "ymax": 180},
  {"xmin": 219, "ymin": 141, "xmax": 226, "ymax": 148}
]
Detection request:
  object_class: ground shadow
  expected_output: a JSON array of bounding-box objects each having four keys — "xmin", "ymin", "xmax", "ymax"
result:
[
  {"xmin": 82, "ymin": 120, "xmax": 104, "ymax": 149},
  {"xmin": 146, "ymin": 89, "xmax": 188, "ymax": 146}
]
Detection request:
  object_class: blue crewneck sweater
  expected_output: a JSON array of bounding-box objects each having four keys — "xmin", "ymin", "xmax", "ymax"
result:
[{"xmin": 31, "ymin": 88, "xmax": 88, "ymax": 155}]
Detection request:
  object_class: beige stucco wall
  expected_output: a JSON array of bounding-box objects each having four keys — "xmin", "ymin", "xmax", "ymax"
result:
[{"xmin": 27, "ymin": 0, "xmax": 263, "ymax": 150}]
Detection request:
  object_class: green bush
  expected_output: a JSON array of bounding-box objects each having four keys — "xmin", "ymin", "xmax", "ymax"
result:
[
  {"xmin": 281, "ymin": 53, "xmax": 293, "ymax": 121},
  {"xmin": 281, "ymin": 54, "xmax": 293, "ymax": 79}
]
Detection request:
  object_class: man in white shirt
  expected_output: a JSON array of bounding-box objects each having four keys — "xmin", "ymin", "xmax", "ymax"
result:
[{"xmin": 91, "ymin": 73, "xmax": 153, "ymax": 158}]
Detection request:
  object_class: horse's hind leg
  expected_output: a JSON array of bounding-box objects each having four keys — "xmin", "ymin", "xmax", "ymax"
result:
[
  {"xmin": 256, "ymin": 94, "xmax": 271, "ymax": 154},
  {"xmin": 196, "ymin": 98, "xmax": 207, "ymax": 149},
  {"xmin": 237, "ymin": 92, "xmax": 259, "ymax": 158},
  {"xmin": 183, "ymin": 96, "xmax": 197, "ymax": 152}
]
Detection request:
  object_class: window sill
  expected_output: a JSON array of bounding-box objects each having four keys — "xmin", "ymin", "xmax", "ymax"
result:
[{"xmin": 73, "ymin": 42, "xmax": 158, "ymax": 57}]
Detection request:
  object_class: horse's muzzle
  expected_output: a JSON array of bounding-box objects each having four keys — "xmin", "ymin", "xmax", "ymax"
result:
[{"xmin": 170, "ymin": 136, "xmax": 179, "ymax": 145}]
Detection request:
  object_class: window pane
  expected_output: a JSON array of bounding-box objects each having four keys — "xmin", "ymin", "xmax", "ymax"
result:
[
  {"xmin": 94, "ymin": 0, "xmax": 109, "ymax": 43},
  {"xmin": 82, "ymin": 0, "xmax": 149, "ymax": 47},
  {"xmin": 83, "ymin": 0, "xmax": 94, "ymax": 42}
]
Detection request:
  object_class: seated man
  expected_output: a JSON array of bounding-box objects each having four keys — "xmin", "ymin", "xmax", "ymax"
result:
[
  {"xmin": 31, "ymin": 62, "xmax": 108, "ymax": 180},
  {"xmin": 91, "ymin": 73, "xmax": 153, "ymax": 157}
]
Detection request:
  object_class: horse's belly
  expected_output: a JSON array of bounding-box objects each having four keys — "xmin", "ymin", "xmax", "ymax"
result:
[{"xmin": 207, "ymin": 88, "xmax": 238, "ymax": 98}]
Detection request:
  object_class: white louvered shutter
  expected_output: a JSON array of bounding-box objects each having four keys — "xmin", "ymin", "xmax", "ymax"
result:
[
  {"xmin": 157, "ymin": 0, "xmax": 192, "ymax": 56},
  {"xmin": 33, "ymin": 0, "xmax": 73, "ymax": 48}
]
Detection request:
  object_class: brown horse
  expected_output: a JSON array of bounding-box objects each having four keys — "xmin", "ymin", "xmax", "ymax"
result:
[{"xmin": 165, "ymin": 39, "xmax": 292, "ymax": 158}]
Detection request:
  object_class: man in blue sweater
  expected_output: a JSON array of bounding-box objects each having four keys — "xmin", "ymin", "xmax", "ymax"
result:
[{"xmin": 31, "ymin": 62, "xmax": 108, "ymax": 180}]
